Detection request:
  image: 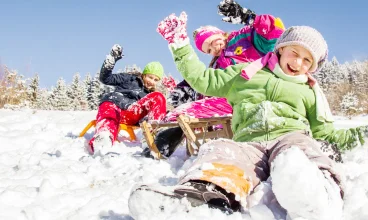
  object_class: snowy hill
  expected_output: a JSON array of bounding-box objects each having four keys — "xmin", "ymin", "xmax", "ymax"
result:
[{"xmin": 0, "ymin": 109, "xmax": 368, "ymax": 220}]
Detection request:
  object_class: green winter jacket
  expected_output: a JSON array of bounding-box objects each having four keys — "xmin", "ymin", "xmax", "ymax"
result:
[{"xmin": 172, "ymin": 45, "xmax": 368, "ymax": 151}]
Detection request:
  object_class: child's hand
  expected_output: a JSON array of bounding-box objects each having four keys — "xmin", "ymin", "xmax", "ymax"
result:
[
  {"xmin": 110, "ymin": 44, "xmax": 124, "ymax": 61},
  {"xmin": 104, "ymin": 44, "xmax": 123, "ymax": 70},
  {"xmin": 157, "ymin": 12, "xmax": 189, "ymax": 49},
  {"xmin": 218, "ymin": 0, "xmax": 256, "ymax": 25},
  {"xmin": 161, "ymin": 76, "xmax": 177, "ymax": 92}
]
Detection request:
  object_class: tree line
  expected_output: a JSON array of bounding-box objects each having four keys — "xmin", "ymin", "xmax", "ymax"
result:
[{"xmin": 1, "ymin": 58, "xmax": 367, "ymax": 117}]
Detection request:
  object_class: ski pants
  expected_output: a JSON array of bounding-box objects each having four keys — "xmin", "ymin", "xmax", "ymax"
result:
[
  {"xmin": 92, "ymin": 92, "xmax": 166, "ymax": 143},
  {"xmin": 178, "ymin": 131, "xmax": 343, "ymax": 207}
]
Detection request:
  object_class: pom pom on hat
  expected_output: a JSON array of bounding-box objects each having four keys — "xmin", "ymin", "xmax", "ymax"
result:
[
  {"xmin": 193, "ymin": 26, "xmax": 225, "ymax": 53},
  {"xmin": 275, "ymin": 26, "xmax": 328, "ymax": 73}
]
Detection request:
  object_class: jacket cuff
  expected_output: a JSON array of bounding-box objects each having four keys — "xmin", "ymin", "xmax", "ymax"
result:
[
  {"xmin": 103, "ymin": 54, "xmax": 116, "ymax": 71},
  {"xmin": 169, "ymin": 43, "xmax": 193, "ymax": 59},
  {"xmin": 168, "ymin": 38, "xmax": 190, "ymax": 52}
]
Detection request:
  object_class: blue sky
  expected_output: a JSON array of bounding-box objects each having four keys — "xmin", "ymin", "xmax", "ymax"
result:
[{"xmin": 0, "ymin": 0, "xmax": 366, "ymax": 87}]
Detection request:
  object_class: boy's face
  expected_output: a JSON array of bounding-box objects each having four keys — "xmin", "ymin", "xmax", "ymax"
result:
[
  {"xmin": 142, "ymin": 74, "xmax": 160, "ymax": 90},
  {"xmin": 202, "ymin": 34, "xmax": 226, "ymax": 56},
  {"xmin": 278, "ymin": 45, "xmax": 313, "ymax": 76}
]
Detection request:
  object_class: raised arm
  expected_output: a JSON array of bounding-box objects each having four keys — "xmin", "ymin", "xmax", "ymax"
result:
[
  {"xmin": 218, "ymin": 0, "xmax": 285, "ymax": 55},
  {"xmin": 171, "ymin": 45, "xmax": 243, "ymax": 97},
  {"xmin": 157, "ymin": 12, "xmax": 244, "ymax": 97},
  {"xmin": 99, "ymin": 44, "xmax": 135, "ymax": 86}
]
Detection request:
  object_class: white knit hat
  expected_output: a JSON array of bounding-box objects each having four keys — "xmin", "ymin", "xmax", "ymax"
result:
[{"xmin": 275, "ymin": 26, "xmax": 328, "ymax": 73}]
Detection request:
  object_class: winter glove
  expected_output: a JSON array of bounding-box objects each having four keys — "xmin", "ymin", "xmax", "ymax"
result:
[
  {"xmin": 157, "ymin": 12, "xmax": 189, "ymax": 49},
  {"xmin": 218, "ymin": 0, "xmax": 256, "ymax": 25},
  {"xmin": 110, "ymin": 44, "xmax": 124, "ymax": 60},
  {"xmin": 167, "ymin": 86, "xmax": 197, "ymax": 108},
  {"xmin": 161, "ymin": 76, "xmax": 177, "ymax": 92},
  {"xmin": 104, "ymin": 44, "xmax": 124, "ymax": 70}
]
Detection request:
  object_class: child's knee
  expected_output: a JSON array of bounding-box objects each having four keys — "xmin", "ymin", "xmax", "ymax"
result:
[
  {"xmin": 97, "ymin": 101, "xmax": 121, "ymax": 120},
  {"xmin": 198, "ymin": 139, "xmax": 238, "ymax": 154},
  {"xmin": 150, "ymin": 92, "xmax": 166, "ymax": 104}
]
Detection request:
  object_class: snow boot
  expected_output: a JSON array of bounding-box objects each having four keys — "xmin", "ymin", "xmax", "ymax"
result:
[
  {"xmin": 155, "ymin": 126, "xmax": 185, "ymax": 156},
  {"xmin": 89, "ymin": 132, "xmax": 113, "ymax": 156},
  {"xmin": 172, "ymin": 180, "xmax": 240, "ymax": 212},
  {"xmin": 128, "ymin": 180, "xmax": 239, "ymax": 218},
  {"xmin": 141, "ymin": 126, "xmax": 185, "ymax": 158}
]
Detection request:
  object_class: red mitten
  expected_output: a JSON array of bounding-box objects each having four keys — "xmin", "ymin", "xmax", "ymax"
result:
[{"xmin": 157, "ymin": 12, "xmax": 189, "ymax": 49}]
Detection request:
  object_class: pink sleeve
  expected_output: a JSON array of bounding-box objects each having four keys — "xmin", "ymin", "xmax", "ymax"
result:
[{"xmin": 252, "ymin": 14, "xmax": 285, "ymax": 40}]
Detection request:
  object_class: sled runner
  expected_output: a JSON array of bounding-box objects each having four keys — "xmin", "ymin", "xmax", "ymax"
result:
[
  {"xmin": 140, "ymin": 120, "xmax": 179, "ymax": 159},
  {"xmin": 79, "ymin": 120, "xmax": 139, "ymax": 142},
  {"xmin": 141, "ymin": 115, "xmax": 233, "ymax": 159}
]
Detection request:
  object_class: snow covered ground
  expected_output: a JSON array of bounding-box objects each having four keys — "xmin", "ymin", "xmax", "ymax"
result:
[{"xmin": 0, "ymin": 109, "xmax": 367, "ymax": 220}]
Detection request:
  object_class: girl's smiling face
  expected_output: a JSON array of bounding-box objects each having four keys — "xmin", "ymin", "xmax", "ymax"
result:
[
  {"xmin": 201, "ymin": 34, "xmax": 226, "ymax": 56},
  {"xmin": 278, "ymin": 45, "xmax": 313, "ymax": 76},
  {"xmin": 142, "ymin": 74, "xmax": 160, "ymax": 90}
]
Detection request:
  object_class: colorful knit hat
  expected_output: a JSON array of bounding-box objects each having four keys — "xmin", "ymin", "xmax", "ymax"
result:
[
  {"xmin": 275, "ymin": 26, "xmax": 328, "ymax": 73},
  {"xmin": 142, "ymin": 61, "xmax": 164, "ymax": 80},
  {"xmin": 193, "ymin": 26, "xmax": 225, "ymax": 53}
]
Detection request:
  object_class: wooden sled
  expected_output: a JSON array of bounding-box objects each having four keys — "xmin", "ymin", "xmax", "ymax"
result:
[
  {"xmin": 140, "ymin": 115, "xmax": 233, "ymax": 160},
  {"xmin": 140, "ymin": 120, "xmax": 179, "ymax": 159}
]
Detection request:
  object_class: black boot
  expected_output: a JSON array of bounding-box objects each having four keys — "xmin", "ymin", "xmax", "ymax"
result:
[
  {"xmin": 173, "ymin": 181, "xmax": 240, "ymax": 213},
  {"xmin": 155, "ymin": 126, "xmax": 185, "ymax": 157},
  {"xmin": 129, "ymin": 180, "xmax": 239, "ymax": 216},
  {"xmin": 141, "ymin": 126, "xmax": 185, "ymax": 159}
]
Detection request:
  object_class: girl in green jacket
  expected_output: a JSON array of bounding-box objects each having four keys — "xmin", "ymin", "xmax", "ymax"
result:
[{"xmin": 129, "ymin": 12, "xmax": 368, "ymax": 220}]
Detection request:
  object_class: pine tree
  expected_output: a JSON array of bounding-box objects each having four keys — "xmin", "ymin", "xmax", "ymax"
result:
[
  {"xmin": 36, "ymin": 88, "xmax": 51, "ymax": 110},
  {"xmin": 363, "ymin": 61, "xmax": 368, "ymax": 93},
  {"xmin": 51, "ymin": 77, "xmax": 70, "ymax": 110},
  {"xmin": 351, "ymin": 61, "xmax": 365, "ymax": 89},
  {"xmin": 84, "ymin": 73, "xmax": 93, "ymax": 110},
  {"xmin": 89, "ymin": 72, "xmax": 103, "ymax": 110},
  {"xmin": 347, "ymin": 60, "xmax": 362, "ymax": 86},
  {"xmin": 339, "ymin": 63, "xmax": 350, "ymax": 85},
  {"xmin": 67, "ymin": 73, "xmax": 87, "ymax": 110},
  {"xmin": 340, "ymin": 91, "xmax": 359, "ymax": 116},
  {"xmin": 28, "ymin": 73, "xmax": 40, "ymax": 109},
  {"xmin": 315, "ymin": 60, "xmax": 330, "ymax": 90},
  {"xmin": 124, "ymin": 64, "xmax": 141, "ymax": 73},
  {"xmin": 329, "ymin": 57, "xmax": 343, "ymax": 85}
]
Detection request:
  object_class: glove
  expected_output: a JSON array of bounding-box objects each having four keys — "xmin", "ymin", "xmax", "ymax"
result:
[
  {"xmin": 157, "ymin": 12, "xmax": 189, "ymax": 49},
  {"xmin": 110, "ymin": 44, "xmax": 124, "ymax": 61},
  {"xmin": 161, "ymin": 76, "xmax": 177, "ymax": 92},
  {"xmin": 104, "ymin": 44, "xmax": 124, "ymax": 70},
  {"xmin": 218, "ymin": 0, "xmax": 256, "ymax": 25}
]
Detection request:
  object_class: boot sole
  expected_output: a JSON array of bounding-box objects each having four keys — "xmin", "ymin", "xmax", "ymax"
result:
[
  {"xmin": 128, "ymin": 184, "xmax": 234, "ymax": 218},
  {"xmin": 128, "ymin": 185, "xmax": 192, "ymax": 218}
]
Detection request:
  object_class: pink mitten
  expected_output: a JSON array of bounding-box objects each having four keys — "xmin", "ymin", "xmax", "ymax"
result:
[
  {"xmin": 157, "ymin": 12, "xmax": 189, "ymax": 49},
  {"xmin": 161, "ymin": 76, "xmax": 177, "ymax": 92}
]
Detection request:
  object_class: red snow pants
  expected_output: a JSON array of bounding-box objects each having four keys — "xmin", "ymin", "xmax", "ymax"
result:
[{"xmin": 90, "ymin": 92, "xmax": 166, "ymax": 145}]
